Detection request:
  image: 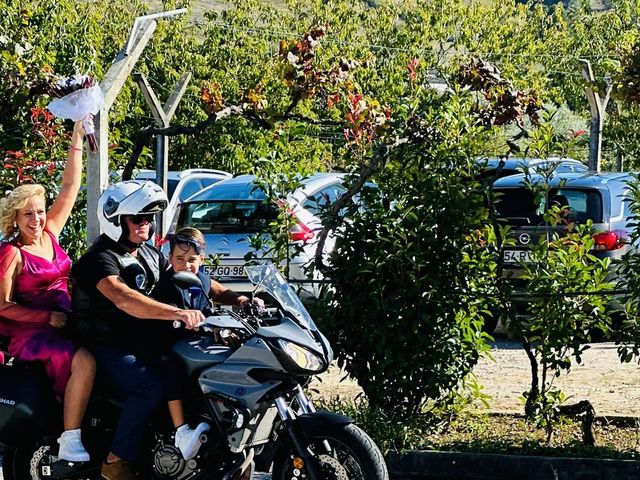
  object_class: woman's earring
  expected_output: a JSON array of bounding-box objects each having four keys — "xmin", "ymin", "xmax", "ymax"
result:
[{"xmin": 12, "ymin": 222, "xmax": 17, "ymax": 229}]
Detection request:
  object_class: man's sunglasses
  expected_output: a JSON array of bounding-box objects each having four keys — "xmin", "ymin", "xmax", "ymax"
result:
[{"xmin": 128, "ymin": 213, "xmax": 155, "ymax": 224}]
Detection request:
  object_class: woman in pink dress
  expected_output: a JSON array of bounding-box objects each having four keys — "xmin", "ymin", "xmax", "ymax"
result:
[{"xmin": 0, "ymin": 120, "xmax": 96, "ymax": 463}]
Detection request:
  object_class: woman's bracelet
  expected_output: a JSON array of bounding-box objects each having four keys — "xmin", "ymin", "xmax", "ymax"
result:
[{"xmin": 70, "ymin": 145, "xmax": 83, "ymax": 152}]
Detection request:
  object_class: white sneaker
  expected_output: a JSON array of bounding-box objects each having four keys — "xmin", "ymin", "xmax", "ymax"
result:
[
  {"xmin": 175, "ymin": 422, "xmax": 210, "ymax": 460},
  {"xmin": 57, "ymin": 429, "xmax": 90, "ymax": 462}
]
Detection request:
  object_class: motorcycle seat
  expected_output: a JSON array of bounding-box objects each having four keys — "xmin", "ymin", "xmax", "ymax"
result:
[{"xmin": 0, "ymin": 337, "xmax": 47, "ymax": 370}]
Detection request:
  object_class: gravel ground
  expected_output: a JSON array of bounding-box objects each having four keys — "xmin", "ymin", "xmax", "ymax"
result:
[
  {"xmin": 309, "ymin": 340, "xmax": 640, "ymax": 418},
  {"xmin": 474, "ymin": 340, "xmax": 640, "ymax": 417}
]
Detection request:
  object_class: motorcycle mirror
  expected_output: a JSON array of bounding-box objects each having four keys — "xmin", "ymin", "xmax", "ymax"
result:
[
  {"xmin": 172, "ymin": 271, "xmax": 203, "ymax": 290},
  {"xmin": 172, "ymin": 270, "xmax": 215, "ymax": 312}
]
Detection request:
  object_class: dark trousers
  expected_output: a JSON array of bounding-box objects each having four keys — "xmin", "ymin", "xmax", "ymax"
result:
[{"xmin": 92, "ymin": 344, "xmax": 183, "ymax": 462}]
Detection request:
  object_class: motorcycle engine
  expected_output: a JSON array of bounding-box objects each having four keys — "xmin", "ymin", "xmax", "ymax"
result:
[{"xmin": 152, "ymin": 441, "xmax": 200, "ymax": 480}]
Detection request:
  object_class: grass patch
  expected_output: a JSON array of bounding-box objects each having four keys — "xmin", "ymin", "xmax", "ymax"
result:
[
  {"xmin": 317, "ymin": 398, "xmax": 640, "ymax": 460},
  {"xmin": 433, "ymin": 414, "xmax": 640, "ymax": 460}
]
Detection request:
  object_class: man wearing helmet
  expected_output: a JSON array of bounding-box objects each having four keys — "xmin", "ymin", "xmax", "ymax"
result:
[{"xmin": 71, "ymin": 180, "xmax": 205, "ymax": 480}]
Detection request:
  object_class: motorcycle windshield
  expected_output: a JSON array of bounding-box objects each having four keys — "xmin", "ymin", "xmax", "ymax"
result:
[{"xmin": 245, "ymin": 262, "xmax": 317, "ymax": 331}]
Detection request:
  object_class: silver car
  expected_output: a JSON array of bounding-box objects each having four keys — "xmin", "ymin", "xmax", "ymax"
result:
[
  {"xmin": 163, "ymin": 173, "xmax": 350, "ymax": 297},
  {"xmin": 490, "ymin": 171, "xmax": 635, "ymax": 331},
  {"xmin": 134, "ymin": 168, "xmax": 232, "ymax": 235},
  {"xmin": 477, "ymin": 157, "xmax": 588, "ymax": 181}
]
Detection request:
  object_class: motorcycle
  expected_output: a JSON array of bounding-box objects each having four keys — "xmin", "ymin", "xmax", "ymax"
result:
[{"xmin": 0, "ymin": 262, "xmax": 389, "ymax": 480}]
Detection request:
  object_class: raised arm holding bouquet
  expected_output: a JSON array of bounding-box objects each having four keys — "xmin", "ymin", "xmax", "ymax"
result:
[
  {"xmin": 48, "ymin": 75, "xmax": 104, "ymax": 152},
  {"xmin": 0, "ymin": 120, "xmax": 96, "ymax": 463}
]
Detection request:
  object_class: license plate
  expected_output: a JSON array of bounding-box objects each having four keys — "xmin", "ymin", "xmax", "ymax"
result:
[
  {"xmin": 204, "ymin": 265, "xmax": 247, "ymax": 278},
  {"xmin": 503, "ymin": 250, "xmax": 532, "ymax": 264}
]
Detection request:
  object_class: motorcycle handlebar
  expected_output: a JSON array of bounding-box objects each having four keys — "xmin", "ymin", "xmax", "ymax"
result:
[{"xmin": 172, "ymin": 320, "xmax": 207, "ymax": 329}]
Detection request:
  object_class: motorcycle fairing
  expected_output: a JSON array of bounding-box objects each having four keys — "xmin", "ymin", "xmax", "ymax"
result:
[
  {"xmin": 256, "ymin": 318, "xmax": 325, "ymax": 358},
  {"xmin": 173, "ymin": 336, "xmax": 233, "ymax": 376},
  {"xmin": 198, "ymin": 337, "xmax": 284, "ymax": 409}
]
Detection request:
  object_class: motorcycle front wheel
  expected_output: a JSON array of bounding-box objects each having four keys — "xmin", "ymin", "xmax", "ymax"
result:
[{"xmin": 272, "ymin": 423, "xmax": 389, "ymax": 480}]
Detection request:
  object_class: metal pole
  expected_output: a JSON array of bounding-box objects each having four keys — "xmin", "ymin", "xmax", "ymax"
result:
[
  {"xmin": 86, "ymin": 19, "xmax": 157, "ymax": 242},
  {"xmin": 136, "ymin": 72, "xmax": 191, "ymax": 237},
  {"xmin": 155, "ymin": 133, "xmax": 169, "ymax": 238},
  {"xmin": 86, "ymin": 10, "xmax": 186, "ymax": 243},
  {"xmin": 579, "ymin": 59, "xmax": 611, "ymax": 174}
]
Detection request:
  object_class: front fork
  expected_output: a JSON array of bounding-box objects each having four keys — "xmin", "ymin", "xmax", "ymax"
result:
[
  {"xmin": 274, "ymin": 386, "xmax": 323, "ymax": 480},
  {"xmin": 293, "ymin": 386, "xmax": 333, "ymax": 454},
  {"xmin": 295, "ymin": 384, "xmax": 317, "ymax": 413}
]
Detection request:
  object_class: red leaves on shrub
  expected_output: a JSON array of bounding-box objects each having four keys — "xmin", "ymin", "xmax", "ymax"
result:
[
  {"xmin": 200, "ymin": 82, "xmax": 224, "ymax": 113},
  {"xmin": 344, "ymin": 94, "xmax": 391, "ymax": 144},
  {"xmin": 457, "ymin": 57, "xmax": 541, "ymax": 128},
  {"xmin": 29, "ymin": 106, "xmax": 62, "ymax": 144},
  {"xmin": 407, "ymin": 58, "xmax": 419, "ymax": 82}
]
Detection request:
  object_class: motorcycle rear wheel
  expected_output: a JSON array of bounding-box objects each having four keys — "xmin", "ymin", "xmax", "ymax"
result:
[
  {"xmin": 2, "ymin": 443, "xmax": 45, "ymax": 480},
  {"xmin": 272, "ymin": 423, "xmax": 388, "ymax": 480}
]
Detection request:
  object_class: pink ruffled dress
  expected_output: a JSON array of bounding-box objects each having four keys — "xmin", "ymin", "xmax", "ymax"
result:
[{"xmin": 0, "ymin": 230, "xmax": 76, "ymax": 402}]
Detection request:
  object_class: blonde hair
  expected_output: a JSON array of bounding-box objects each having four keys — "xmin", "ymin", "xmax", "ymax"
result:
[{"xmin": 0, "ymin": 184, "xmax": 46, "ymax": 238}]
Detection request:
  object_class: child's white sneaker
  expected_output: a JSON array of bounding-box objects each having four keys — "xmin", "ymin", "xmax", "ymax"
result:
[
  {"xmin": 175, "ymin": 422, "xmax": 210, "ymax": 460},
  {"xmin": 57, "ymin": 429, "xmax": 90, "ymax": 462}
]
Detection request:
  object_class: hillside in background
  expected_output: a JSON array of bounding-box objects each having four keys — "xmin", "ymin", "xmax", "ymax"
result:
[
  {"xmin": 144, "ymin": 0, "xmax": 610, "ymax": 20},
  {"xmin": 519, "ymin": 0, "xmax": 607, "ymax": 8}
]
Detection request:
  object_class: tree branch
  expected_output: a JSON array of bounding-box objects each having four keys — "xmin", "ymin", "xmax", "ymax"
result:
[
  {"xmin": 121, "ymin": 102, "xmax": 345, "ymax": 181},
  {"xmin": 557, "ymin": 400, "xmax": 596, "ymax": 446},
  {"xmin": 122, "ymin": 105, "xmax": 270, "ymax": 180},
  {"xmin": 313, "ymin": 136, "xmax": 410, "ymax": 273},
  {"xmin": 271, "ymin": 113, "xmax": 342, "ymax": 126},
  {"xmin": 522, "ymin": 334, "xmax": 540, "ymax": 417}
]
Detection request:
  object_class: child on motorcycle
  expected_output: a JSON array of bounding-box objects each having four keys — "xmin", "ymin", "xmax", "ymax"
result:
[
  {"xmin": 154, "ymin": 227, "xmax": 264, "ymax": 312},
  {"xmin": 150, "ymin": 227, "xmax": 264, "ymax": 459}
]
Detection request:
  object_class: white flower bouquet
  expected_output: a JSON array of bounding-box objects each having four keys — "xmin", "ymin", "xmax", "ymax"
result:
[{"xmin": 48, "ymin": 75, "xmax": 104, "ymax": 152}]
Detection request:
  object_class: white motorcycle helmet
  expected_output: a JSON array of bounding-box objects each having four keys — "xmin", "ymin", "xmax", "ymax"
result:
[{"xmin": 98, "ymin": 180, "xmax": 168, "ymax": 244}]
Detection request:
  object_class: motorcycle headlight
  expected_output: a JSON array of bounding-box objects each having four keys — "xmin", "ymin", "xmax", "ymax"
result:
[{"xmin": 278, "ymin": 340, "xmax": 324, "ymax": 372}]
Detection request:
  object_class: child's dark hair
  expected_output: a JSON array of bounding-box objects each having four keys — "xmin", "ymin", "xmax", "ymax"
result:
[{"xmin": 170, "ymin": 227, "xmax": 205, "ymax": 255}]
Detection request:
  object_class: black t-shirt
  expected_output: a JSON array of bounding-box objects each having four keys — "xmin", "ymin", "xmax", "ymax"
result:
[{"xmin": 71, "ymin": 234, "xmax": 168, "ymax": 347}]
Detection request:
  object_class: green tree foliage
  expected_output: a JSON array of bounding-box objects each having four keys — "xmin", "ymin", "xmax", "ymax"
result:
[
  {"xmin": 478, "ymin": 151, "xmax": 613, "ymax": 444},
  {"xmin": 321, "ymin": 135, "xmax": 494, "ymax": 415},
  {"xmin": 514, "ymin": 211, "xmax": 611, "ymax": 444},
  {"xmin": 0, "ymin": 0, "xmax": 149, "ymax": 255},
  {"xmin": 314, "ymin": 56, "xmax": 541, "ymax": 414},
  {"xmin": 4, "ymin": 0, "xmax": 640, "ymax": 420},
  {"xmin": 5, "ymin": 0, "xmax": 640, "ymax": 181},
  {"xmin": 614, "ymin": 176, "xmax": 640, "ymax": 362}
]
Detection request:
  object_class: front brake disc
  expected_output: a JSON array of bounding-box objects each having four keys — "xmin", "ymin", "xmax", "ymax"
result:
[{"xmin": 317, "ymin": 454, "xmax": 349, "ymax": 480}]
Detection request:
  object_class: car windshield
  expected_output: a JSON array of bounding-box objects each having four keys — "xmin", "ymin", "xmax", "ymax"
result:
[
  {"xmin": 494, "ymin": 188, "xmax": 603, "ymax": 226},
  {"xmin": 179, "ymin": 200, "xmax": 278, "ymax": 233}
]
